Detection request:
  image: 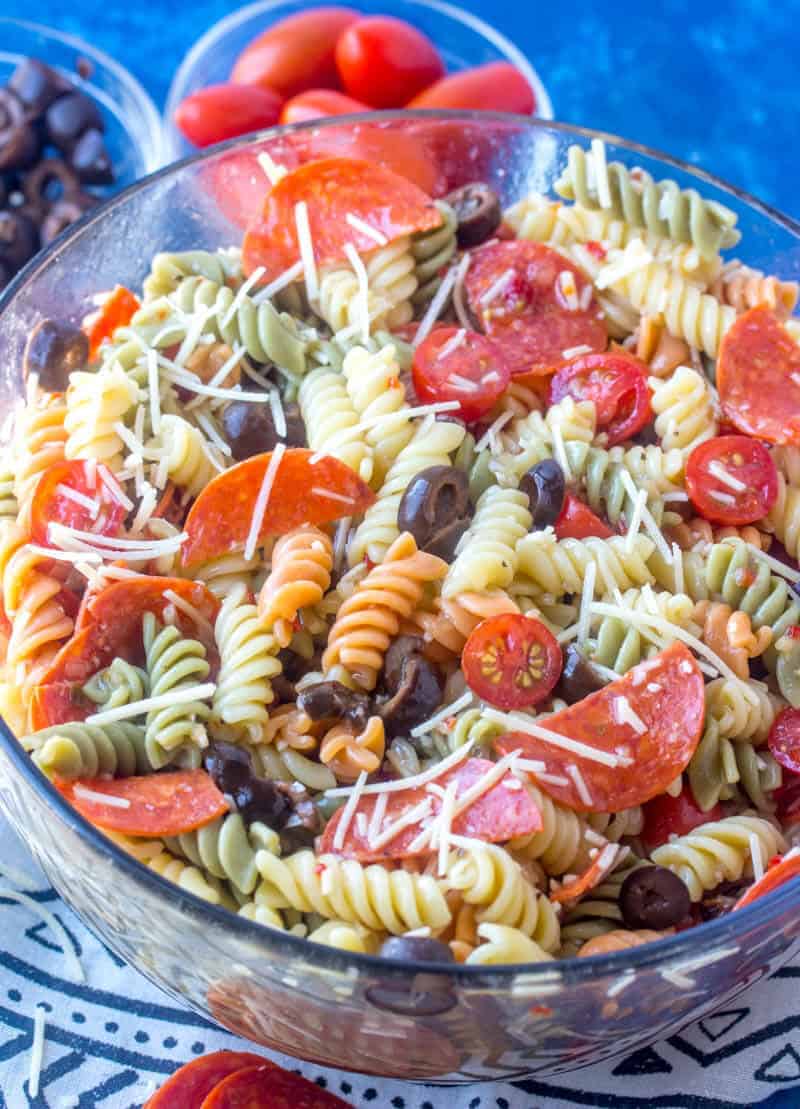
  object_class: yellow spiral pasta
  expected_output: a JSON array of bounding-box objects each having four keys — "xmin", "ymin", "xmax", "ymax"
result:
[
  {"xmin": 324, "ymin": 531, "xmax": 447, "ymax": 690},
  {"xmin": 444, "ymin": 486, "xmax": 532, "ymax": 598},
  {"xmin": 704, "ymin": 677, "xmax": 782, "ymax": 742},
  {"xmin": 213, "ymin": 583, "xmax": 282, "ymax": 734},
  {"xmin": 765, "ymin": 472, "xmax": 800, "ymax": 561},
  {"xmin": 466, "ymin": 923, "xmax": 554, "ymax": 965},
  {"xmin": 148, "ymin": 848, "xmax": 234, "ymax": 907},
  {"xmin": 65, "ymin": 363, "xmax": 139, "ymax": 472},
  {"xmin": 149, "ymin": 413, "xmax": 217, "ymax": 498},
  {"xmin": 694, "ymin": 600, "xmax": 772, "ymax": 680},
  {"xmin": 13, "ymin": 397, "xmax": 68, "ymax": 516},
  {"xmin": 319, "ymin": 715, "xmax": 385, "ymax": 781},
  {"xmin": 258, "ymin": 525, "xmax": 333, "ymax": 647},
  {"xmin": 515, "ymin": 531, "xmax": 656, "ymax": 598},
  {"xmin": 192, "ymin": 551, "xmax": 261, "ymax": 599},
  {"xmin": 342, "ymin": 343, "xmax": 414, "ymax": 483},
  {"xmin": 489, "ymin": 379, "xmax": 543, "ymax": 422},
  {"xmin": 298, "ymin": 367, "xmax": 373, "ymax": 483},
  {"xmin": 306, "ymin": 919, "xmax": 382, "ymax": 953},
  {"xmin": 363, "ymin": 236, "xmax": 417, "ymax": 327},
  {"xmin": 649, "ymin": 366, "xmax": 719, "ymax": 453}
]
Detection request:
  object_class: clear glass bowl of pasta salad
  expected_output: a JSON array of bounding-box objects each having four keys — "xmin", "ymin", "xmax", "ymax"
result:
[{"xmin": 1, "ymin": 112, "xmax": 800, "ymax": 1083}]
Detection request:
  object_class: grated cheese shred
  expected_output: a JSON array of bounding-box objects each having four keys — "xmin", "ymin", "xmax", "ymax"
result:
[{"xmin": 245, "ymin": 442, "xmax": 285, "ymax": 560}]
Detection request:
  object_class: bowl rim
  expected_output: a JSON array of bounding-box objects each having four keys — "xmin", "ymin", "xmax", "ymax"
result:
[
  {"xmin": 162, "ymin": 0, "xmax": 554, "ymax": 158},
  {"xmin": 2, "ymin": 108, "xmax": 800, "ymax": 987},
  {"xmin": 0, "ymin": 16, "xmax": 165, "ymax": 172}
]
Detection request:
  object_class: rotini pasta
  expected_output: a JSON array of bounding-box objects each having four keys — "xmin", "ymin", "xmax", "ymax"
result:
[
  {"xmin": 258, "ymin": 525, "xmax": 333, "ymax": 647},
  {"xmin": 649, "ymin": 365, "xmax": 719, "ymax": 452},
  {"xmin": 213, "ymin": 583, "xmax": 282, "ymax": 734}
]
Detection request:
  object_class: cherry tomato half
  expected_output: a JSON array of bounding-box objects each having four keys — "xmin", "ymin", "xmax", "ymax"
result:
[
  {"xmin": 769, "ymin": 707, "xmax": 800, "ymax": 776},
  {"xmin": 641, "ymin": 787, "xmax": 721, "ymax": 850},
  {"xmin": 549, "ymin": 351, "xmax": 652, "ymax": 447},
  {"xmin": 279, "ymin": 88, "xmax": 369, "ymax": 125},
  {"xmin": 84, "ymin": 285, "xmax": 140, "ymax": 359},
  {"xmin": 230, "ymin": 7, "xmax": 359, "ymax": 98},
  {"xmin": 30, "ymin": 459, "xmax": 126, "ymax": 548},
  {"xmin": 174, "ymin": 84, "xmax": 284, "ymax": 148},
  {"xmin": 335, "ymin": 16, "xmax": 445, "ymax": 108},
  {"xmin": 685, "ymin": 434, "xmax": 778, "ymax": 526},
  {"xmin": 462, "ymin": 613, "xmax": 562, "ymax": 711},
  {"xmin": 407, "ymin": 62, "xmax": 536, "ymax": 114},
  {"xmin": 412, "ymin": 326, "xmax": 511, "ymax": 424},
  {"xmin": 554, "ymin": 493, "xmax": 613, "ymax": 540}
]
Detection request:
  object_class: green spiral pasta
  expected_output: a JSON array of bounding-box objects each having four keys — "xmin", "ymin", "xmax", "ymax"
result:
[
  {"xmin": 649, "ymin": 366, "xmax": 719, "ymax": 453},
  {"xmin": 564, "ymin": 442, "xmax": 676, "ymax": 530},
  {"xmin": 164, "ymin": 814, "xmax": 278, "ymax": 897},
  {"xmin": 554, "ymin": 142, "xmax": 740, "ymax": 257},
  {"xmin": 559, "ymin": 860, "xmax": 646, "ymax": 957},
  {"xmin": 23, "ymin": 721, "xmax": 151, "ymax": 780},
  {"xmin": 515, "ymin": 531, "xmax": 656, "ymax": 599},
  {"xmin": 143, "ymin": 612, "xmax": 211, "ymax": 768},
  {"xmin": 410, "ymin": 200, "xmax": 458, "ymax": 308},
  {"xmin": 496, "ymin": 397, "xmax": 596, "ymax": 482},
  {"xmin": 453, "ymin": 432, "xmax": 496, "ymax": 505},
  {"xmin": 299, "ymin": 367, "xmax": 374, "ymax": 483},
  {"xmin": 143, "ymin": 249, "xmax": 243, "ymax": 301},
  {"xmin": 248, "ymin": 742, "xmax": 337, "ymax": 792},
  {"xmin": 689, "ymin": 719, "xmax": 783, "ymax": 812},
  {"xmin": 444, "ymin": 485, "xmax": 532, "ymax": 597},
  {"xmin": 212, "ymin": 584, "xmax": 282, "ymax": 735},
  {"xmin": 82, "ymin": 658, "xmax": 148, "ymax": 711},
  {"xmin": 588, "ymin": 588, "xmax": 697, "ymax": 674}
]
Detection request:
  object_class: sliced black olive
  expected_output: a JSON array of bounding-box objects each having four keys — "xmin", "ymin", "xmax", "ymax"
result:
[
  {"xmin": 40, "ymin": 194, "xmax": 96, "ymax": 245},
  {"xmin": 222, "ymin": 397, "xmax": 305, "ymax": 461},
  {"xmin": 519, "ymin": 459, "xmax": 565, "ymax": 530},
  {"xmin": 23, "ymin": 318, "xmax": 89, "ymax": 390},
  {"xmin": 444, "ymin": 182, "xmax": 502, "ymax": 249},
  {"xmin": 70, "ymin": 128, "xmax": 113, "ymax": 185},
  {"xmin": 297, "ymin": 680, "xmax": 371, "ymax": 730},
  {"xmin": 555, "ymin": 644, "xmax": 607, "ymax": 704},
  {"xmin": 620, "ymin": 866, "xmax": 691, "ymax": 930},
  {"xmin": 0, "ymin": 210, "xmax": 39, "ymax": 271},
  {"xmin": 269, "ymin": 673, "xmax": 296, "ymax": 705},
  {"xmin": 379, "ymin": 936, "xmax": 455, "ymax": 963},
  {"xmin": 379, "ymin": 654, "xmax": 442, "ymax": 738},
  {"xmin": 697, "ymin": 879, "xmax": 750, "ymax": 921},
  {"xmin": 277, "ymin": 647, "xmax": 311, "ymax": 684},
  {"xmin": 24, "ymin": 158, "xmax": 81, "ymax": 207},
  {"xmin": 0, "ymin": 95, "xmax": 40, "ymax": 171},
  {"xmin": 45, "ymin": 92, "xmax": 103, "ymax": 152},
  {"xmin": 282, "ymin": 401, "xmax": 306, "ymax": 447},
  {"xmin": 8, "ymin": 59, "xmax": 70, "ymax": 115},
  {"xmin": 383, "ymin": 635, "xmax": 425, "ymax": 690},
  {"xmin": 397, "ymin": 464, "xmax": 472, "ymax": 559},
  {"xmin": 204, "ymin": 742, "xmax": 293, "ymax": 829}
]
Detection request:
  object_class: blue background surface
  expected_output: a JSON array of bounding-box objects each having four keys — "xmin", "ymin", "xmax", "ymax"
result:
[{"xmin": 2, "ymin": 0, "xmax": 799, "ymax": 220}]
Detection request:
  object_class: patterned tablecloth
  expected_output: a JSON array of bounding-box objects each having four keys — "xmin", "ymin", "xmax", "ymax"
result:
[{"xmin": 0, "ymin": 815, "xmax": 798, "ymax": 1108}]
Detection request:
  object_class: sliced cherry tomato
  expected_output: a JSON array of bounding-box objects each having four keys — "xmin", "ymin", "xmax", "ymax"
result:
[
  {"xmin": 59, "ymin": 770, "xmax": 228, "ymax": 837},
  {"xmin": 279, "ymin": 89, "xmax": 369, "ymax": 125},
  {"xmin": 685, "ymin": 435, "xmax": 778, "ymax": 526},
  {"xmin": 734, "ymin": 851, "xmax": 800, "ymax": 911},
  {"xmin": 407, "ymin": 62, "xmax": 536, "ymax": 114},
  {"xmin": 548, "ymin": 351, "xmax": 652, "ymax": 447},
  {"xmin": 768, "ymin": 706, "xmax": 800, "ymax": 776},
  {"xmin": 29, "ymin": 460, "xmax": 126, "ymax": 547},
  {"xmin": 181, "ymin": 449, "xmax": 374, "ymax": 570},
  {"xmin": 202, "ymin": 1064, "xmax": 353, "ymax": 1108},
  {"xmin": 335, "ymin": 17, "xmax": 445, "ymax": 108},
  {"xmin": 231, "ymin": 8, "xmax": 359, "ymax": 98},
  {"xmin": 497, "ymin": 643, "xmax": 705, "ymax": 813},
  {"xmin": 464, "ymin": 241, "xmax": 607, "ymax": 379},
  {"xmin": 550, "ymin": 843, "xmax": 623, "ymax": 905},
  {"xmin": 462, "ymin": 613, "xmax": 562, "ymax": 711},
  {"xmin": 84, "ymin": 285, "xmax": 140, "ymax": 359},
  {"xmin": 320, "ymin": 756, "xmax": 541, "ymax": 860},
  {"xmin": 412, "ymin": 326, "xmax": 511, "ymax": 424},
  {"xmin": 717, "ymin": 306, "xmax": 800, "ymax": 446},
  {"xmin": 554, "ymin": 493, "xmax": 613, "ymax": 540},
  {"xmin": 174, "ymin": 84, "xmax": 284, "ymax": 149},
  {"xmin": 641, "ymin": 786, "xmax": 722, "ymax": 850},
  {"xmin": 242, "ymin": 156, "xmax": 441, "ymax": 281},
  {"xmin": 144, "ymin": 1052, "xmax": 271, "ymax": 1109}
]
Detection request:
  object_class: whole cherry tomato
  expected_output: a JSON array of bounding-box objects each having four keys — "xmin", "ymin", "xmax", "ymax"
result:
[
  {"xmin": 685, "ymin": 434, "xmax": 779, "ymax": 526},
  {"xmin": 462, "ymin": 613, "xmax": 562, "ymax": 711},
  {"xmin": 174, "ymin": 84, "xmax": 283, "ymax": 148},
  {"xmin": 335, "ymin": 16, "xmax": 445, "ymax": 108},
  {"xmin": 231, "ymin": 7, "xmax": 359, "ymax": 98},
  {"xmin": 279, "ymin": 88, "xmax": 369, "ymax": 124},
  {"xmin": 407, "ymin": 62, "xmax": 535, "ymax": 113},
  {"xmin": 412, "ymin": 325, "xmax": 511, "ymax": 424}
]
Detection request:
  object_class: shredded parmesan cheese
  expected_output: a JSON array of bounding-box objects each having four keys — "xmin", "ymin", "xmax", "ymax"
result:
[
  {"xmin": 295, "ymin": 201, "xmax": 318, "ymax": 304},
  {"xmin": 618, "ymin": 469, "xmax": 673, "ymax": 563},
  {"xmin": 438, "ymin": 328, "xmax": 467, "ymax": 360},
  {"xmin": 591, "ymin": 138, "xmax": 612, "ymax": 209},
  {"xmin": 625, "ymin": 488, "xmax": 647, "ymax": 552},
  {"xmin": 577, "ymin": 559, "xmax": 596, "ymax": 648},
  {"xmin": 411, "ymin": 690, "xmax": 474, "ymax": 737},
  {"xmin": 481, "ymin": 707, "xmax": 620, "ymax": 767},
  {"xmin": 0, "ymin": 888, "xmax": 83, "ymax": 981},
  {"xmin": 310, "ymin": 485, "xmax": 355, "ymax": 506},
  {"xmin": 566, "ymin": 763, "xmax": 592, "ymax": 806},
  {"xmin": 345, "ymin": 212, "xmax": 388, "ymax": 246},
  {"xmin": 325, "ymin": 737, "xmax": 475, "ymax": 799},
  {"xmin": 73, "ymin": 785, "xmax": 131, "ymax": 809},
  {"xmin": 29, "ymin": 1004, "xmax": 46, "ymax": 1098},
  {"xmin": 437, "ymin": 779, "xmax": 458, "ymax": 876},
  {"xmin": 479, "ymin": 267, "xmax": 515, "ymax": 306},
  {"xmin": 414, "ymin": 263, "xmax": 459, "ymax": 348},
  {"xmin": 245, "ymin": 442, "xmax": 285, "ymax": 560},
  {"xmin": 749, "ymin": 832, "xmax": 765, "ymax": 883},
  {"xmin": 708, "ymin": 489, "xmax": 736, "ymax": 506},
  {"xmin": 87, "ymin": 684, "xmax": 216, "ymax": 726},
  {"xmin": 332, "ymin": 771, "xmax": 368, "ymax": 850},
  {"xmin": 708, "ymin": 459, "xmax": 747, "ymax": 492},
  {"xmin": 612, "ymin": 694, "xmax": 647, "ymax": 734}
]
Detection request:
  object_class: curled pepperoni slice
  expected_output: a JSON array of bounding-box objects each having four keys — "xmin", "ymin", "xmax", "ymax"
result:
[
  {"xmin": 320, "ymin": 757, "xmax": 541, "ymax": 861},
  {"xmin": 717, "ymin": 306, "xmax": 800, "ymax": 445},
  {"xmin": 495, "ymin": 643, "xmax": 705, "ymax": 813},
  {"xmin": 29, "ymin": 680, "xmax": 91, "ymax": 732},
  {"xmin": 242, "ymin": 156, "xmax": 442, "ymax": 280},
  {"xmin": 182, "ymin": 449, "xmax": 374, "ymax": 570},
  {"xmin": 59, "ymin": 770, "xmax": 227, "ymax": 836},
  {"xmin": 144, "ymin": 1052, "xmax": 271, "ymax": 1109},
  {"xmin": 464, "ymin": 241, "xmax": 607, "ymax": 379}
]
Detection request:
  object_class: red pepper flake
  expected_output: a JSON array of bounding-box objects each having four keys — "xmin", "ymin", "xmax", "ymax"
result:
[
  {"xmin": 585, "ymin": 240, "xmax": 607, "ymax": 260},
  {"xmin": 387, "ymin": 376, "xmax": 400, "ymax": 390},
  {"xmin": 530, "ymin": 1004, "xmax": 552, "ymax": 1017},
  {"xmin": 787, "ymin": 626, "xmax": 800, "ymax": 640},
  {"xmin": 768, "ymin": 854, "xmax": 784, "ymax": 868},
  {"xmin": 314, "ymin": 862, "xmax": 327, "ymax": 876}
]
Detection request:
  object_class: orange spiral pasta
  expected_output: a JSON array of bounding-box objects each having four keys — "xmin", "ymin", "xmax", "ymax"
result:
[
  {"xmin": 258, "ymin": 525, "xmax": 334, "ymax": 647},
  {"xmin": 319, "ymin": 715, "xmax": 386, "ymax": 781},
  {"xmin": 666, "ymin": 517, "xmax": 772, "ymax": 553},
  {"xmin": 322, "ymin": 531, "xmax": 447, "ymax": 690},
  {"xmin": 578, "ymin": 928, "xmax": 666, "ymax": 957},
  {"xmin": 694, "ymin": 600, "xmax": 772, "ymax": 680},
  {"xmin": 634, "ymin": 315, "xmax": 692, "ymax": 379},
  {"xmin": 261, "ymin": 704, "xmax": 318, "ymax": 752},
  {"xmin": 710, "ymin": 265, "xmax": 798, "ymax": 318},
  {"xmin": 13, "ymin": 398, "xmax": 68, "ymax": 521},
  {"xmin": 413, "ymin": 589, "xmax": 520, "ymax": 659}
]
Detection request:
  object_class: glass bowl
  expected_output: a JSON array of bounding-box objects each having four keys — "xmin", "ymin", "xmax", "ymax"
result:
[
  {"xmin": 0, "ymin": 18, "xmax": 165, "ymax": 186},
  {"xmin": 2, "ymin": 113, "xmax": 800, "ymax": 1084},
  {"xmin": 163, "ymin": 0, "xmax": 553, "ymax": 160}
]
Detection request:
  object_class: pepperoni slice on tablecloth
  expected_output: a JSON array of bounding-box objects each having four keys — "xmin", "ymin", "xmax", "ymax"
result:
[
  {"xmin": 717, "ymin": 306, "xmax": 800, "ymax": 445},
  {"xmin": 143, "ymin": 1051, "xmax": 271, "ymax": 1109},
  {"xmin": 201, "ymin": 1064, "xmax": 353, "ymax": 1108},
  {"xmin": 495, "ymin": 643, "xmax": 705, "ymax": 813},
  {"xmin": 242, "ymin": 156, "xmax": 442, "ymax": 280},
  {"xmin": 181, "ymin": 449, "xmax": 374, "ymax": 570},
  {"xmin": 320, "ymin": 756, "xmax": 542, "ymax": 861},
  {"xmin": 464, "ymin": 240, "xmax": 607, "ymax": 379},
  {"xmin": 58, "ymin": 770, "xmax": 228, "ymax": 836}
]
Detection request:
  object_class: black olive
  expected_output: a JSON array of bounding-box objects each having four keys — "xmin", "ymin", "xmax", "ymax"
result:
[
  {"xmin": 45, "ymin": 92, "xmax": 103, "ymax": 153},
  {"xmin": 24, "ymin": 158, "xmax": 81, "ymax": 207},
  {"xmin": 519, "ymin": 459, "xmax": 565, "ymax": 530},
  {"xmin": 697, "ymin": 879, "xmax": 750, "ymax": 921},
  {"xmin": 7, "ymin": 59, "xmax": 70, "ymax": 116},
  {"xmin": 0, "ymin": 210, "xmax": 39, "ymax": 271},
  {"xmin": 270, "ymin": 673, "xmax": 296, "ymax": 705},
  {"xmin": 204, "ymin": 742, "xmax": 293, "ymax": 829},
  {"xmin": 70, "ymin": 128, "xmax": 113, "ymax": 185},
  {"xmin": 282, "ymin": 401, "xmax": 306, "ymax": 447},
  {"xmin": 297, "ymin": 680, "xmax": 371, "ymax": 730},
  {"xmin": 0, "ymin": 89, "xmax": 41, "ymax": 172},
  {"xmin": 397, "ymin": 464, "xmax": 472, "ymax": 559},
  {"xmin": 383, "ymin": 635, "xmax": 425, "ymax": 690},
  {"xmin": 555, "ymin": 644, "xmax": 607, "ymax": 704},
  {"xmin": 23, "ymin": 318, "xmax": 89, "ymax": 390},
  {"xmin": 40, "ymin": 194, "xmax": 96, "ymax": 245},
  {"xmin": 277, "ymin": 647, "xmax": 311, "ymax": 684},
  {"xmin": 379, "ymin": 654, "xmax": 442, "ymax": 737},
  {"xmin": 379, "ymin": 936, "xmax": 455, "ymax": 963},
  {"xmin": 620, "ymin": 866, "xmax": 691, "ymax": 930},
  {"xmin": 222, "ymin": 397, "xmax": 305, "ymax": 461},
  {"xmin": 444, "ymin": 182, "xmax": 502, "ymax": 249}
]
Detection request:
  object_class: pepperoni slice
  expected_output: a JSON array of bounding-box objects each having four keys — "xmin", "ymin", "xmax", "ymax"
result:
[
  {"xmin": 144, "ymin": 1052, "xmax": 271, "ymax": 1109},
  {"xmin": 495, "ymin": 643, "xmax": 704, "ymax": 813},
  {"xmin": 554, "ymin": 493, "xmax": 613, "ymax": 540},
  {"xmin": 29, "ymin": 460, "xmax": 126, "ymax": 547},
  {"xmin": 717, "ymin": 306, "xmax": 800, "ymax": 446},
  {"xmin": 320, "ymin": 756, "xmax": 541, "ymax": 861},
  {"xmin": 641, "ymin": 786, "xmax": 722, "ymax": 850},
  {"xmin": 548, "ymin": 351, "xmax": 652, "ymax": 446},
  {"xmin": 768, "ymin": 707, "xmax": 800, "ymax": 775},
  {"xmin": 201, "ymin": 1065, "xmax": 353, "ymax": 1108},
  {"xmin": 242, "ymin": 157, "xmax": 441, "ymax": 281},
  {"xmin": 734, "ymin": 852, "xmax": 800, "ymax": 911},
  {"xmin": 685, "ymin": 435, "xmax": 778, "ymax": 526},
  {"xmin": 412, "ymin": 326, "xmax": 511, "ymax": 423},
  {"xmin": 29, "ymin": 680, "xmax": 93, "ymax": 732},
  {"xmin": 182, "ymin": 449, "xmax": 374, "ymax": 570},
  {"xmin": 464, "ymin": 241, "xmax": 607, "ymax": 379},
  {"xmin": 84, "ymin": 285, "xmax": 141, "ymax": 360},
  {"xmin": 462, "ymin": 614, "xmax": 562, "ymax": 711},
  {"xmin": 58, "ymin": 770, "xmax": 228, "ymax": 837}
]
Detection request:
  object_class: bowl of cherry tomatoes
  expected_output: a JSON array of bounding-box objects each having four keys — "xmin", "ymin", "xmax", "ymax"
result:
[{"xmin": 164, "ymin": 0, "xmax": 552, "ymax": 158}]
